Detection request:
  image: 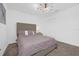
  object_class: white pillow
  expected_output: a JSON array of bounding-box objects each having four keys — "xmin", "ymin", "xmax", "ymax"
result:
[{"xmin": 25, "ymin": 31, "xmax": 28, "ymax": 36}]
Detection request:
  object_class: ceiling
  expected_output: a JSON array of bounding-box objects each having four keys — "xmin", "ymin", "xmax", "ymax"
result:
[{"xmin": 6, "ymin": 3, "xmax": 79, "ymax": 17}]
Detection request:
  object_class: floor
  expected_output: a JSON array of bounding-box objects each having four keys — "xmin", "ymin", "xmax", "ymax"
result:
[
  {"xmin": 47, "ymin": 41, "xmax": 79, "ymax": 56},
  {"xmin": 3, "ymin": 41, "xmax": 79, "ymax": 56}
]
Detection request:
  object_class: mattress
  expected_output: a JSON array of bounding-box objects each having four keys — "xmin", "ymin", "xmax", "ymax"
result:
[{"xmin": 17, "ymin": 35, "xmax": 57, "ymax": 56}]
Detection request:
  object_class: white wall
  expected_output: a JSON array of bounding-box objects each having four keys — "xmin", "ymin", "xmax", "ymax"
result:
[
  {"xmin": 0, "ymin": 23, "xmax": 7, "ymax": 56},
  {"xmin": 42, "ymin": 5, "xmax": 79, "ymax": 46}
]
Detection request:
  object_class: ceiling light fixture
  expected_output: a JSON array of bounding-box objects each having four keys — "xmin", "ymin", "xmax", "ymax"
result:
[{"xmin": 37, "ymin": 3, "xmax": 50, "ymax": 13}]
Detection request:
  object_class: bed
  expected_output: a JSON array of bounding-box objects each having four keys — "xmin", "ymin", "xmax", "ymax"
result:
[{"xmin": 17, "ymin": 23, "xmax": 57, "ymax": 56}]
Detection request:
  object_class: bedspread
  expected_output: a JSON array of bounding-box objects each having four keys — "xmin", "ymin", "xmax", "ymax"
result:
[{"xmin": 17, "ymin": 35, "xmax": 57, "ymax": 56}]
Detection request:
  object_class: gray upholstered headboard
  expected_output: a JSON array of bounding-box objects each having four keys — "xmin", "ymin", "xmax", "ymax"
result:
[{"xmin": 17, "ymin": 22, "xmax": 36, "ymax": 36}]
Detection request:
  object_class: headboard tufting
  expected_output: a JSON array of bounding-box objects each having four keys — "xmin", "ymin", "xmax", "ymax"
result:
[{"xmin": 16, "ymin": 22, "xmax": 36, "ymax": 36}]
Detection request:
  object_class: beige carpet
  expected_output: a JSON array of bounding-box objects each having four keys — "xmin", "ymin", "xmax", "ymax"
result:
[{"xmin": 3, "ymin": 41, "xmax": 79, "ymax": 56}]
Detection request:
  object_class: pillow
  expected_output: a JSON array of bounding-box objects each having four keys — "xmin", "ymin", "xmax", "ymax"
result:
[
  {"xmin": 18, "ymin": 30, "xmax": 35, "ymax": 36},
  {"xmin": 25, "ymin": 31, "xmax": 28, "ymax": 36},
  {"xmin": 18, "ymin": 31, "xmax": 28, "ymax": 36},
  {"xmin": 28, "ymin": 30, "xmax": 35, "ymax": 36}
]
